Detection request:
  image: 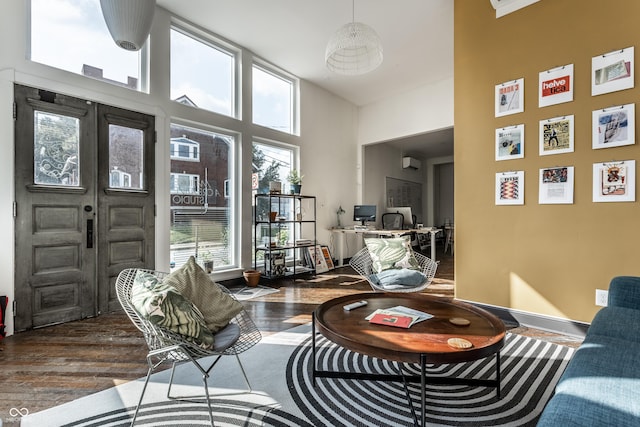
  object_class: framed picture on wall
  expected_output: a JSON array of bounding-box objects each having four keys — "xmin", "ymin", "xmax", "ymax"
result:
[
  {"xmin": 539, "ymin": 115, "xmax": 574, "ymax": 156},
  {"xmin": 593, "ymin": 160, "xmax": 636, "ymax": 202},
  {"xmin": 495, "ymin": 124, "xmax": 525, "ymax": 161},
  {"xmin": 495, "ymin": 78, "xmax": 524, "ymax": 117},
  {"xmin": 495, "ymin": 171, "xmax": 525, "ymax": 205},
  {"xmin": 592, "ymin": 103, "xmax": 635, "ymax": 149},
  {"xmin": 539, "ymin": 166, "xmax": 574, "ymax": 204},
  {"xmin": 592, "ymin": 47, "xmax": 634, "ymax": 96},
  {"xmin": 539, "ymin": 64, "xmax": 574, "ymax": 107}
]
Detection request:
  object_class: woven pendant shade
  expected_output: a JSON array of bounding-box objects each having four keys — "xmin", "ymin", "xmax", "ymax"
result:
[
  {"xmin": 100, "ymin": 0, "xmax": 156, "ymax": 51},
  {"xmin": 325, "ymin": 2, "xmax": 383, "ymax": 76}
]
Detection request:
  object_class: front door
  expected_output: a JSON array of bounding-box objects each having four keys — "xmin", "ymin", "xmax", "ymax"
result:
[{"xmin": 13, "ymin": 84, "xmax": 155, "ymax": 331}]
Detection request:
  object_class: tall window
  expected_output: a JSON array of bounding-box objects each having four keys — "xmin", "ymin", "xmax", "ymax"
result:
[
  {"xmin": 30, "ymin": 0, "xmax": 143, "ymax": 90},
  {"xmin": 170, "ymin": 123, "xmax": 236, "ymax": 271},
  {"xmin": 170, "ymin": 25, "xmax": 236, "ymax": 117},
  {"xmin": 252, "ymin": 141, "xmax": 297, "ymax": 263},
  {"xmin": 252, "ymin": 63, "xmax": 297, "ymax": 134}
]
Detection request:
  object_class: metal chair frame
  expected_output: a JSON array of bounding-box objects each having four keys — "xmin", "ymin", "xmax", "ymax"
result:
[
  {"xmin": 349, "ymin": 247, "xmax": 438, "ymax": 293},
  {"xmin": 115, "ymin": 268, "xmax": 262, "ymax": 426}
]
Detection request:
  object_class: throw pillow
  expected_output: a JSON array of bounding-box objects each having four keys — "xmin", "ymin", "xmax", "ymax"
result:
[
  {"xmin": 164, "ymin": 256, "xmax": 243, "ymax": 332},
  {"xmin": 369, "ymin": 269, "xmax": 427, "ymax": 290},
  {"xmin": 364, "ymin": 237, "xmax": 420, "ymax": 274},
  {"xmin": 131, "ymin": 270, "xmax": 215, "ymax": 349}
]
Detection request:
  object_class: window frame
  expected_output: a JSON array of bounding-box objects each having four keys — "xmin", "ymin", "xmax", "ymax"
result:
[
  {"xmin": 170, "ymin": 20, "xmax": 241, "ymax": 119},
  {"xmin": 252, "ymin": 59, "xmax": 300, "ymax": 136},
  {"xmin": 170, "ymin": 172, "xmax": 200, "ymax": 195},
  {"xmin": 170, "ymin": 138, "xmax": 200, "ymax": 162},
  {"xmin": 28, "ymin": 0, "xmax": 150, "ymax": 93}
]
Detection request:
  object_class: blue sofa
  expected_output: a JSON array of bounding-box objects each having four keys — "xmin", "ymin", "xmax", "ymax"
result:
[{"xmin": 538, "ymin": 276, "xmax": 640, "ymax": 426}]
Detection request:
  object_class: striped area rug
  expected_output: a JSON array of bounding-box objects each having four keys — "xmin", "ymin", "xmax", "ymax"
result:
[
  {"xmin": 287, "ymin": 333, "xmax": 574, "ymax": 426},
  {"xmin": 20, "ymin": 326, "xmax": 573, "ymax": 427}
]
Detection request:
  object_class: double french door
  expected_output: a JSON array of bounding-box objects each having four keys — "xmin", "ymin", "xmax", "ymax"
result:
[{"xmin": 13, "ymin": 84, "xmax": 155, "ymax": 331}]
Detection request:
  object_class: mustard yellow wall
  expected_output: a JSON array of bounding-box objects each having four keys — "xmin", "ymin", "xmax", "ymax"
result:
[{"xmin": 454, "ymin": 0, "xmax": 640, "ymax": 323}]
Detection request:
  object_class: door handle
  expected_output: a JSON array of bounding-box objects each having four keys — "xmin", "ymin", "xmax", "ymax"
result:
[{"xmin": 87, "ymin": 219, "xmax": 94, "ymax": 248}]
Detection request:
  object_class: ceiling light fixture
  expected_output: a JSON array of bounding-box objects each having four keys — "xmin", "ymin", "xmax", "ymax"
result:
[
  {"xmin": 325, "ymin": 0, "xmax": 383, "ymax": 76},
  {"xmin": 100, "ymin": 0, "xmax": 156, "ymax": 51}
]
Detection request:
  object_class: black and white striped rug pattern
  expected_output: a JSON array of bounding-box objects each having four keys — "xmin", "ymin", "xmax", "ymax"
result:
[
  {"xmin": 286, "ymin": 333, "xmax": 574, "ymax": 427},
  {"xmin": 58, "ymin": 399, "xmax": 314, "ymax": 427}
]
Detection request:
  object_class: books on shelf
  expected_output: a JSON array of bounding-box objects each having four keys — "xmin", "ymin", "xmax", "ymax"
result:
[
  {"xmin": 295, "ymin": 239, "xmax": 313, "ymax": 246},
  {"xmin": 366, "ymin": 305, "xmax": 433, "ymax": 328}
]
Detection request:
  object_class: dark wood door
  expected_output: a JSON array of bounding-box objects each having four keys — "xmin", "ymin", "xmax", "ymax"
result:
[
  {"xmin": 14, "ymin": 85, "xmax": 155, "ymax": 330},
  {"xmin": 96, "ymin": 104, "xmax": 155, "ymax": 314}
]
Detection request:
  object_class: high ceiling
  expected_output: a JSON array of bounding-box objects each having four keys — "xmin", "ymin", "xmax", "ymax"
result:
[{"xmin": 156, "ymin": 0, "xmax": 455, "ymax": 156}]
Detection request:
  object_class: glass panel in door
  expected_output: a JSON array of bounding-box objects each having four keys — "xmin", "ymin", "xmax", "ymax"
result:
[{"xmin": 34, "ymin": 111, "xmax": 80, "ymax": 186}]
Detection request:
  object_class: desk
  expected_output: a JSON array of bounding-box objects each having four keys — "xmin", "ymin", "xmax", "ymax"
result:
[{"xmin": 331, "ymin": 227, "xmax": 440, "ymax": 266}]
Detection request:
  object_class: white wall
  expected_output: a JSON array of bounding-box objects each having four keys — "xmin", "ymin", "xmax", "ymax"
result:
[{"xmin": 357, "ymin": 77, "xmax": 454, "ymax": 145}]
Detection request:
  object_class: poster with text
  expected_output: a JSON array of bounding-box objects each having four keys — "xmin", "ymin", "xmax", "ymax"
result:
[
  {"xmin": 496, "ymin": 124, "xmax": 525, "ymax": 161},
  {"xmin": 592, "ymin": 47, "xmax": 634, "ymax": 96},
  {"xmin": 496, "ymin": 171, "xmax": 525, "ymax": 205},
  {"xmin": 539, "ymin": 166, "xmax": 574, "ymax": 204},
  {"xmin": 540, "ymin": 115, "xmax": 574, "ymax": 156},
  {"xmin": 495, "ymin": 78, "xmax": 524, "ymax": 117},
  {"xmin": 593, "ymin": 160, "xmax": 635, "ymax": 202},
  {"xmin": 592, "ymin": 103, "xmax": 635, "ymax": 149},
  {"xmin": 539, "ymin": 64, "xmax": 573, "ymax": 107}
]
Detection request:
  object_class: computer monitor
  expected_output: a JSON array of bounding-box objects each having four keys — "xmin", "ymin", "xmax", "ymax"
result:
[
  {"xmin": 353, "ymin": 205, "xmax": 376, "ymax": 226},
  {"xmin": 385, "ymin": 206, "xmax": 414, "ymax": 229}
]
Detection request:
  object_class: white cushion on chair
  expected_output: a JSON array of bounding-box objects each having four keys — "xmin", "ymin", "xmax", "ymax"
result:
[
  {"xmin": 212, "ymin": 323, "xmax": 241, "ymax": 352},
  {"xmin": 369, "ymin": 269, "xmax": 427, "ymax": 290}
]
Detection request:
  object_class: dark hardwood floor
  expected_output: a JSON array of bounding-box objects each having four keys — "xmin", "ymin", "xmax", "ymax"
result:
[{"xmin": 0, "ymin": 247, "xmax": 580, "ymax": 426}]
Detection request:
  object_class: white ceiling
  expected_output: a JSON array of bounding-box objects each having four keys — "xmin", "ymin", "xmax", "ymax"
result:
[{"xmin": 156, "ymin": 0, "xmax": 455, "ymax": 157}]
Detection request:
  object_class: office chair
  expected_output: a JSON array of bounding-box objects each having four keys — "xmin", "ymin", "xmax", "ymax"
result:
[{"xmin": 381, "ymin": 212, "xmax": 404, "ymax": 230}]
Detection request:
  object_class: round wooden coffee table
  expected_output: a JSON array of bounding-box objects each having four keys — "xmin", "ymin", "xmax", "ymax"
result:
[{"xmin": 312, "ymin": 292, "xmax": 506, "ymax": 427}]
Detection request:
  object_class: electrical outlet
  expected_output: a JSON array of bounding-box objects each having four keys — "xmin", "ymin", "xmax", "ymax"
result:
[{"xmin": 595, "ymin": 289, "xmax": 608, "ymax": 307}]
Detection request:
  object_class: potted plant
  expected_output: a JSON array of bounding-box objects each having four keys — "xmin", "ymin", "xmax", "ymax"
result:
[
  {"xmin": 201, "ymin": 251, "xmax": 214, "ymax": 273},
  {"xmin": 286, "ymin": 169, "xmax": 303, "ymax": 195}
]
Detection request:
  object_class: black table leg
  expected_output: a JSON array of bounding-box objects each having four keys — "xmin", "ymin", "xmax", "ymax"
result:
[
  {"xmin": 421, "ymin": 353, "xmax": 426, "ymax": 427},
  {"xmin": 312, "ymin": 313, "xmax": 317, "ymax": 387}
]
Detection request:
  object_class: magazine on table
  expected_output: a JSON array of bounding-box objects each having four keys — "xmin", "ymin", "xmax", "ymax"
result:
[{"xmin": 366, "ymin": 305, "xmax": 433, "ymax": 328}]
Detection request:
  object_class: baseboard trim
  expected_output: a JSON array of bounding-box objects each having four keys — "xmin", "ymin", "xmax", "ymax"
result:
[{"xmin": 464, "ymin": 300, "xmax": 589, "ymax": 338}]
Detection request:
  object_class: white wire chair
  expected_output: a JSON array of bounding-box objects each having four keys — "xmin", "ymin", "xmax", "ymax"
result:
[
  {"xmin": 115, "ymin": 268, "xmax": 262, "ymax": 427},
  {"xmin": 349, "ymin": 247, "xmax": 438, "ymax": 293}
]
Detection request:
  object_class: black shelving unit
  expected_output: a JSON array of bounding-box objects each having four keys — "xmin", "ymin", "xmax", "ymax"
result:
[{"xmin": 253, "ymin": 193, "xmax": 317, "ymax": 279}]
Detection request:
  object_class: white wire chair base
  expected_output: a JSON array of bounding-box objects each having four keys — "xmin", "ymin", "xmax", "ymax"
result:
[
  {"xmin": 349, "ymin": 247, "xmax": 438, "ymax": 293},
  {"xmin": 115, "ymin": 268, "xmax": 262, "ymax": 427}
]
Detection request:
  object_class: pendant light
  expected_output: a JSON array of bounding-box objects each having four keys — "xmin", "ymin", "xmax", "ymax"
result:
[
  {"xmin": 100, "ymin": 0, "xmax": 156, "ymax": 51},
  {"xmin": 325, "ymin": 0, "xmax": 383, "ymax": 76}
]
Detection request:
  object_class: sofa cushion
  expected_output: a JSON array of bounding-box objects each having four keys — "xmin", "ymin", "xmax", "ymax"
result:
[
  {"xmin": 587, "ymin": 306, "xmax": 640, "ymax": 343},
  {"xmin": 163, "ymin": 256, "xmax": 243, "ymax": 332},
  {"xmin": 539, "ymin": 334, "xmax": 640, "ymax": 426},
  {"xmin": 364, "ymin": 237, "xmax": 420, "ymax": 273},
  {"xmin": 131, "ymin": 270, "xmax": 215, "ymax": 349}
]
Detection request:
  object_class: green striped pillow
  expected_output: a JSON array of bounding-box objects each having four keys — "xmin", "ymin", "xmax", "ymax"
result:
[
  {"xmin": 131, "ymin": 271, "xmax": 215, "ymax": 349},
  {"xmin": 364, "ymin": 237, "xmax": 420, "ymax": 274}
]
